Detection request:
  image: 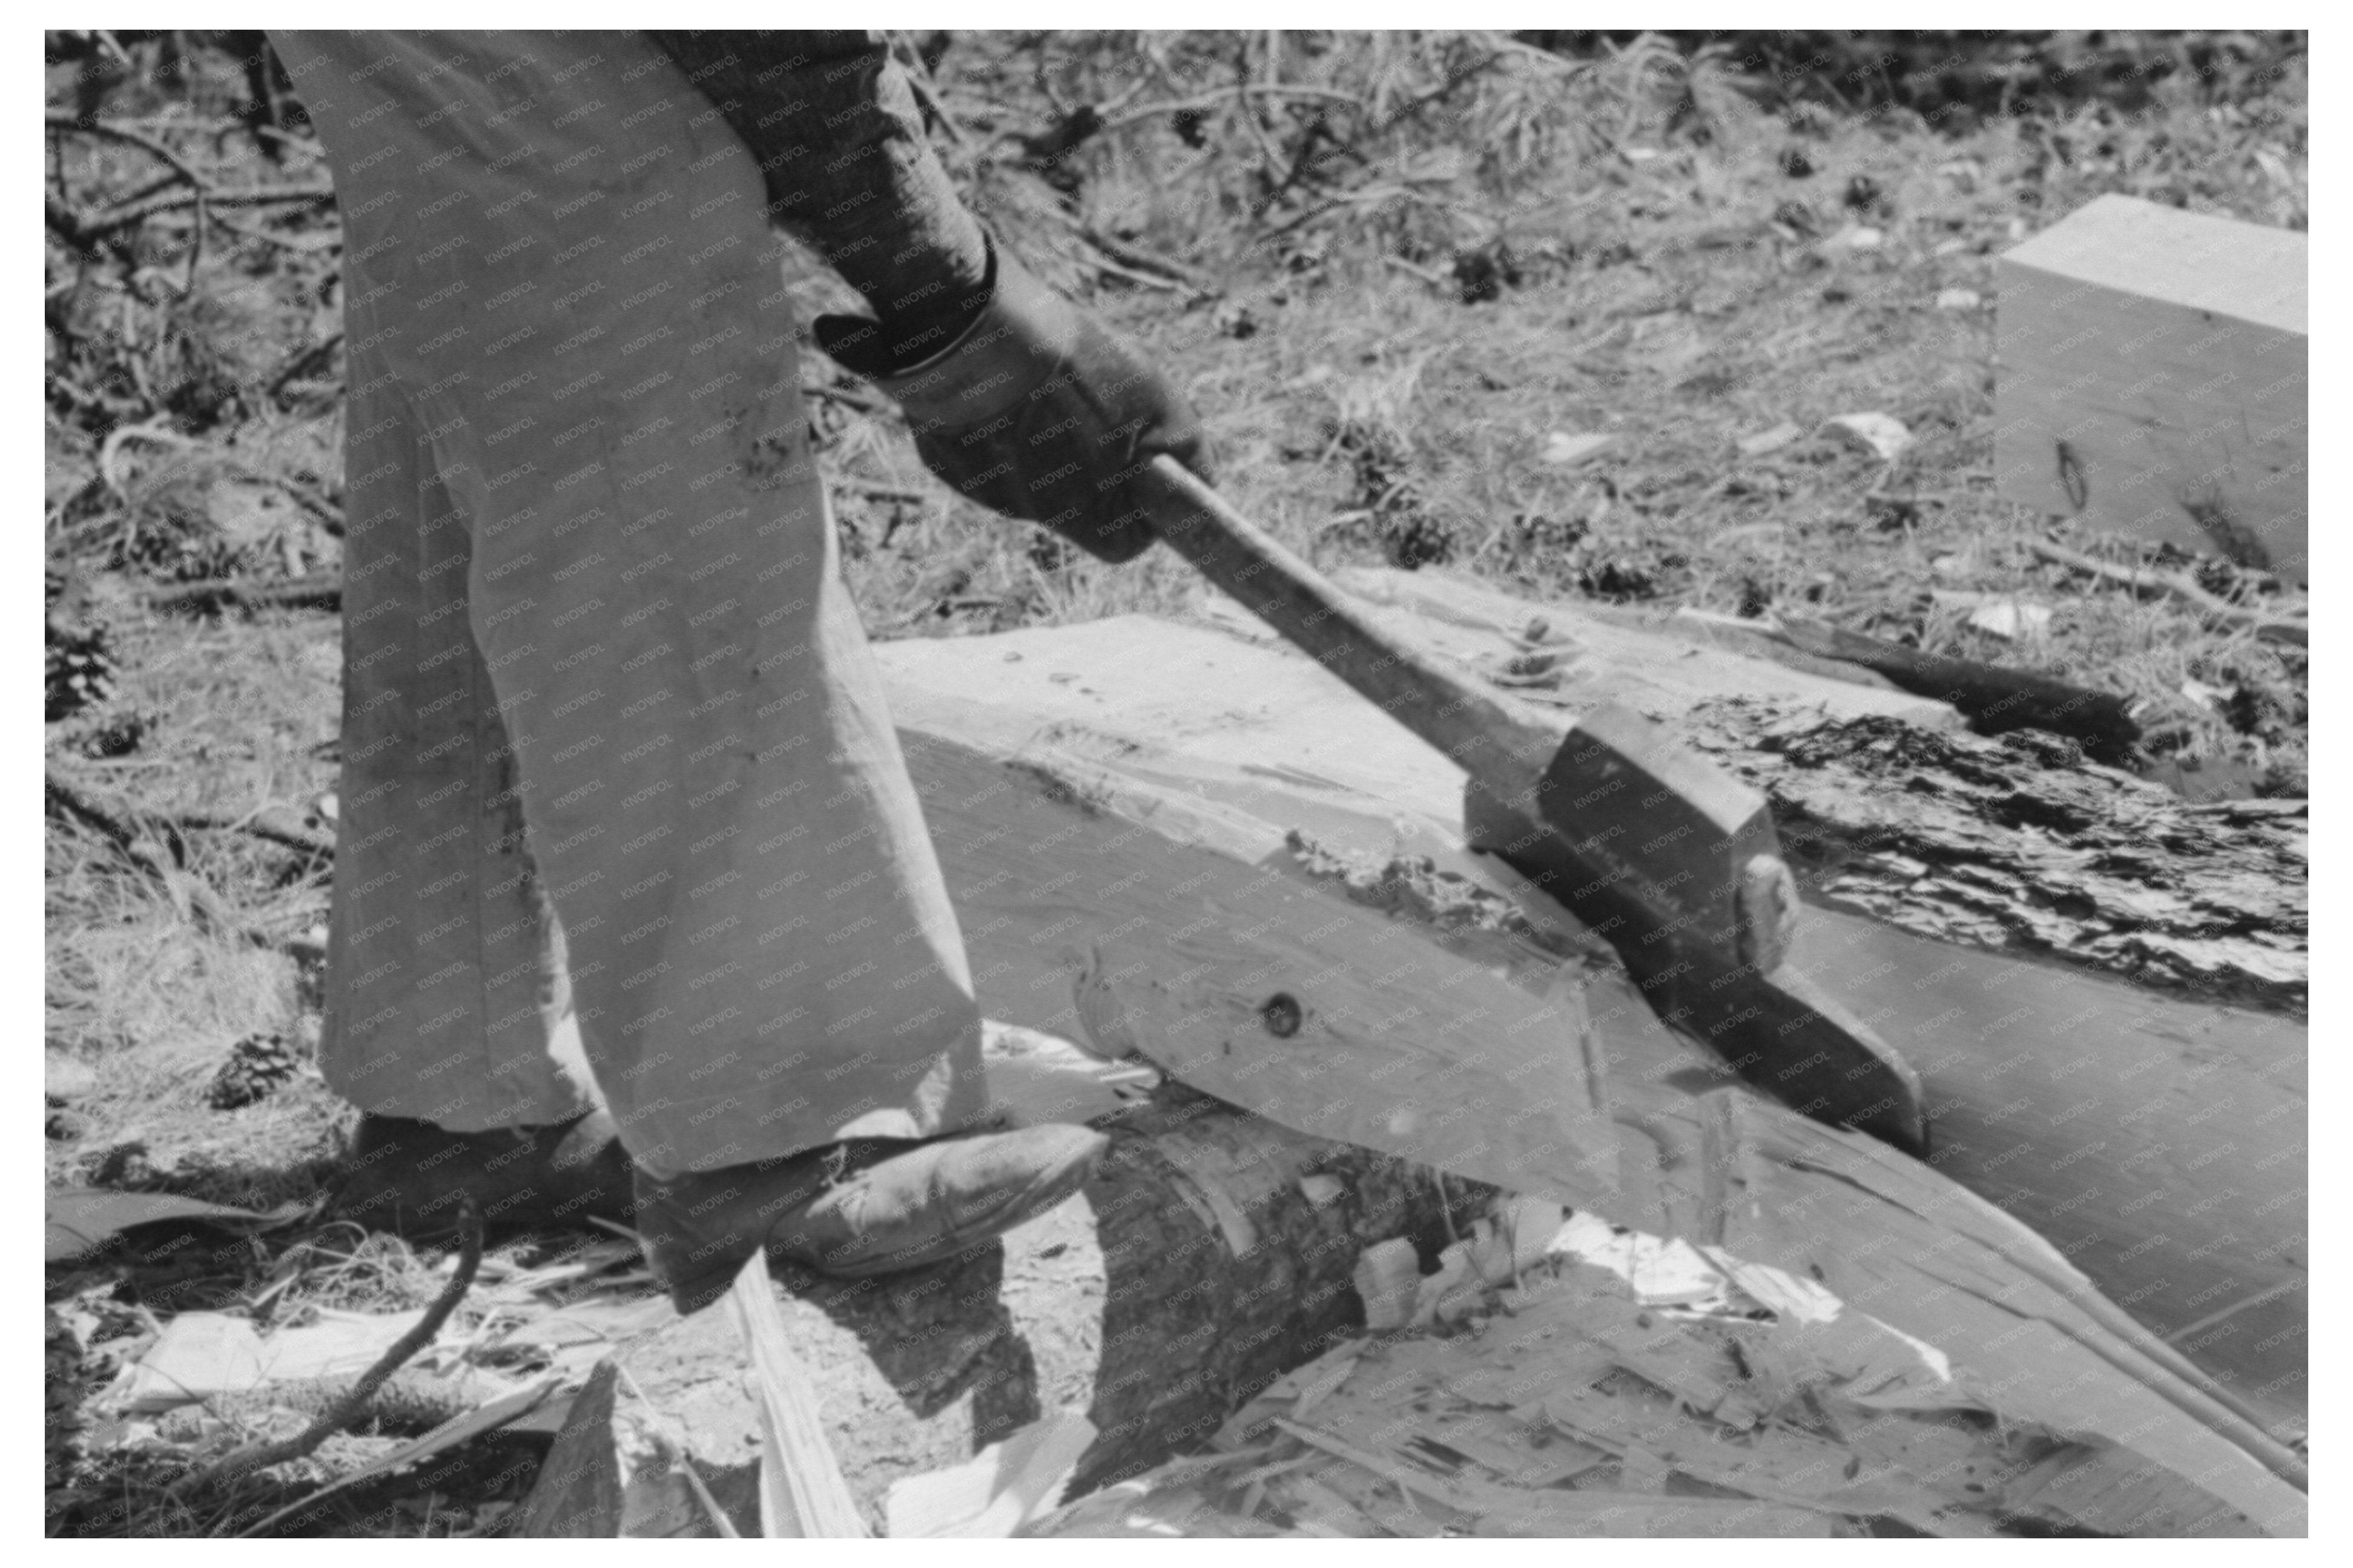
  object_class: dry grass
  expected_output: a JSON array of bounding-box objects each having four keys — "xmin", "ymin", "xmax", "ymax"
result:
[{"xmin": 828, "ymin": 34, "xmax": 2304, "ymax": 781}]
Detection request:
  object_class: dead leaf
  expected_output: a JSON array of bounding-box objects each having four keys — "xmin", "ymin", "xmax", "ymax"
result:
[
  {"xmin": 1737, "ymin": 421, "xmax": 1803, "ymax": 457},
  {"xmin": 1540, "ymin": 431, "xmax": 1615, "ymax": 466},
  {"xmin": 1818, "ymin": 413, "xmax": 1913, "ymax": 463},
  {"xmin": 1966, "ymin": 598, "xmax": 2052, "ymax": 641},
  {"xmin": 45, "ymin": 1188, "xmax": 307, "ymax": 1263}
]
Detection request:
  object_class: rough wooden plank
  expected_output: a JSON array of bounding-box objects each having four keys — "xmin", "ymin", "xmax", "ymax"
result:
[{"xmin": 1994, "ymin": 194, "xmax": 2307, "ymax": 579}]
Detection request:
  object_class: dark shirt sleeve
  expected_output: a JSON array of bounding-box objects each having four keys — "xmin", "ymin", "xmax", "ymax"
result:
[{"xmin": 649, "ymin": 30, "xmax": 989, "ymax": 355}]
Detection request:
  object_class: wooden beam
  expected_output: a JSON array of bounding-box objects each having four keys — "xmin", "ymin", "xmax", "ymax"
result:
[
  {"xmin": 1995, "ymin": 194, "xmax": 2307, "ymax": 580},
  {"xmin": 877, "ymin": 606, "xmax": 2307, "ymax": 1434}
]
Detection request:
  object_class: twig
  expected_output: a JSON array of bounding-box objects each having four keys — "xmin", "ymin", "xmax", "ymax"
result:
[
  {"xmin": 2029, "ymin": 539, "xmax": 2307, "ymax": 647},
  {"xmin": 61, "ymin": 182, "xmax": 335, "ymax": 243},
  {"xmin": 1383, "ymin": 254, "xmax": 1450, "ymax": 287},
  {"xmin": 185, "ymin": 804, "xmax": 337, "ymax": 860},
  {"xmin": 1088, "ymin": 254, "xmax": 1187, "ymax": 292},
  {"xmin": 267, "ymin": 332, "xmax": 343, "ymax": 404},
  {"xmin": 45, "ymin": 112, "xmax": 212, "ymax": 193},
  {"xmin": 886, "ymin": 31, "xmax": 968, "ymax": 152},
  {"xmin": 45, "ymin": 113, "xmax": 333, "ymax": 267},
  {"xmin": 807, "ymin": 381, "xmax": 888, "ymax": 417},
  {"xmin": 45, "ymin": 766, "xmax": 245, "ymax": 935},
  {"xmin": 145, "ymin": 573, "xmax": 342, "ymax": 613},
  {"xmin": 1101, "ymin": 83, "xmax": 1363, "ymax": 135},
  {"xmin": 177, "ymin": 1199, "xmax": 484, "ymax": 1495},
  {"xmin": 48, "ymin": 765, "xmax": 332, "ymax": 891},
  {"xmin": 1078, "ymin": 226, "xmax": 1216, "ymax": 291},
  {"xmin": 211, "ymin": 206, "xmax": 340, "ymax": 254},
  {"xmin": 831, "ymin": 479, "xmax": 932, "ymax": 508}
]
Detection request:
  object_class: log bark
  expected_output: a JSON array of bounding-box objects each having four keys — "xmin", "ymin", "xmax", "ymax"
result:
[
  {"xmin": 1680, "ymin": 700, "xmax": 2306, "ymax": 1013},
  {"xmin": 613, "ymin": 1084, "xmax": 1488, "ymax": 1536},
  {"xmin": 1277, "ymin": 572, "xmax": 2304, "ymax": 1015}
]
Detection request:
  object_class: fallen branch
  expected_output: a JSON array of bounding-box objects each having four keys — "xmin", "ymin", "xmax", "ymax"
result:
[
  {"xmin": 145, "ymin": 573, "xmax": 342, "ymax": 613},
  {"xmin": 1100, "ymin": 83, "xmax": 1364, "ymax": 136},
  {"xmin": 44, "ymin": 767, "xmax": 246, "ymax": 935},
  {"xmin": 1746, "ymin": 611, "xmax": 2140, "ymax": 762},
  {"xmin": 190, "ymin": 804, "xmax": 337, "ymax": 860},
  {"xmin": 177, "ymin": 1198, "xmax": 484, "ymax": 1496},
  {"xmin": 48, "ymin": 765, "xmax": 332, "ymax": 889},
  {"xmin": 2030, "ymin": 539, "xmax": 2308, "ymax": 648},
  {"xmin": 48, "ymin": 182, "xmax": 335, "ymax": 257}
]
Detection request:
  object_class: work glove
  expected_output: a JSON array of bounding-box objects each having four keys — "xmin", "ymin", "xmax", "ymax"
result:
[{"xmin": 813, "ymin": 237, "xmax": 1212, "ymax": 564}]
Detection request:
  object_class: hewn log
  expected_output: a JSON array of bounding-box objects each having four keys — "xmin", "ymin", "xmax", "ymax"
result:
[{"xmin": 877, "ymin": 618, "xmax": 2306, "ymax": 1434}]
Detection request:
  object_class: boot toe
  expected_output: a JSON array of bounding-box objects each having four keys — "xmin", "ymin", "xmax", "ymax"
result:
[{"xmin": 811, "ymin": 1123, "xmax": 1110, "ymax": 1277}]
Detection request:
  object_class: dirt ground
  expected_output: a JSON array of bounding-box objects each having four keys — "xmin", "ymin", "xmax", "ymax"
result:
[{"xmin": 43, "ymin": 30, "xmax": 2307, "ymax": 1537}]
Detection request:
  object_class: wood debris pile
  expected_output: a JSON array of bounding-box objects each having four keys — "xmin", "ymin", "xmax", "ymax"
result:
[{"xmin": 1030, "ymin": 1231, "xmax": 2277, "ymax": 1538}]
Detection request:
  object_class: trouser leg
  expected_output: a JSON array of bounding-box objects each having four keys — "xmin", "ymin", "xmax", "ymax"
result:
[
  {"xmin": 315, "ymin": 292, "xmax": 595, "ymax": 1130},
  {"xmin": 276, "ymin": 30, "xmax": 988, "ymax": 1174}
]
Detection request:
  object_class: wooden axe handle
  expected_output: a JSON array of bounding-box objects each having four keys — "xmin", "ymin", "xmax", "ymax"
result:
[{"xmin": 1137, "ymin": 456, "xmax": 1553, "ymax": 801}]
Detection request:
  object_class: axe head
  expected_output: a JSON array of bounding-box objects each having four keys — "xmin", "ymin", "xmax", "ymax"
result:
[{"xmin": 1465, "ymin": 703, "xmax": 1927, "ymax": 1154}]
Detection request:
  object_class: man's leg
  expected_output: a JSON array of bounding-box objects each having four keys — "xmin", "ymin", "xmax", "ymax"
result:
[
  {"xmin": 274, "ymin": 31, "xmax": 1101, "ymax": 1281},
  {"xmin": 320, "ymin": 329, "xmax": 597, "ymax": 1134}
]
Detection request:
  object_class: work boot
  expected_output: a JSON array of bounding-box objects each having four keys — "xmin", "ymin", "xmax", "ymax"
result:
[
  {"xmin": 331, "ymin": 1110, "xmax": 635, "ymax": 1238},
  {"xmin": 635, "ymin": 1124, "xmax": 1109, "ymax": 1313}
]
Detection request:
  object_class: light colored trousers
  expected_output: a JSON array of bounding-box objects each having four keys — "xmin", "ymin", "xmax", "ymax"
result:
[{"xmin": 271, "ymin": 31, "xmax": 988, "ymax": 1177}]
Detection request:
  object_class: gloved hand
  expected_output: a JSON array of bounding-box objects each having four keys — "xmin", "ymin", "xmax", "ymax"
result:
[{"xmin": 813, "ymin": 238, "xmax": 1212, "ymax": 564}]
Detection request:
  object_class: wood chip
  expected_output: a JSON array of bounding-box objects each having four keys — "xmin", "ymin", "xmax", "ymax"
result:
[{"xmin": 728, "ymin": 1256, "xmax": 866, "ymax": 1538}]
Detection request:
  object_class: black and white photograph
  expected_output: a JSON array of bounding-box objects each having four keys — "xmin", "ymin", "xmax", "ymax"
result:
[{"xmin": 39, "ymin": 21, "xmax": 2312, "ymax": 1540}]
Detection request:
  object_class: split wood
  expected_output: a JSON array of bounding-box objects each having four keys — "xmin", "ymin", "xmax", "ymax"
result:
[
  {"xmin": 174, "ymin": 1200, "xmax": 484, "ymax": 1496},
  {"xmin": 2030, "ymin": 538, "xmax": 2307, "ymax": 647}
]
